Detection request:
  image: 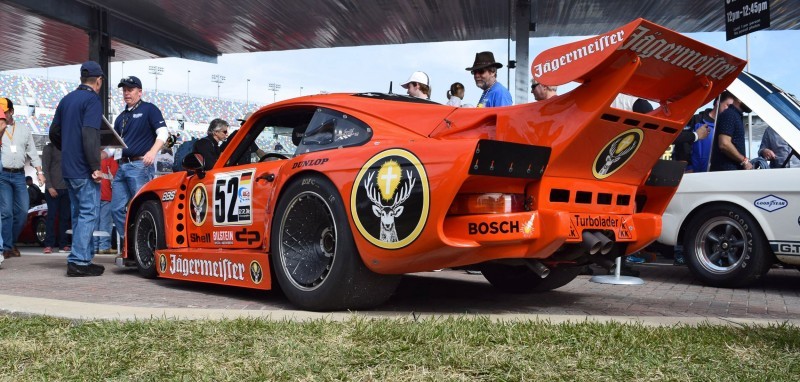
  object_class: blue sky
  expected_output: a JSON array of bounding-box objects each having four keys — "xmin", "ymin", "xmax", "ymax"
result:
[{"xmin": 4, "ymin": 29, "xmax": 798, "ymax": 109}]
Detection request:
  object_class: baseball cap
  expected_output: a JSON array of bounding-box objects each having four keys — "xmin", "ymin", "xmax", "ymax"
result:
[
  {"xmin": 0, "ymin": 97, "xmax": 11, "ymax": 112},
  {"xmin": 118, "ymin": 76, "xmax": 143, "ymax": 89},
  {"xmin": 80, "ymin": 61, "xmax": 105, "ymax": 77},
  {"xmin": 401, "ymin": 71, "xmax": 430, "ymax": 89}
]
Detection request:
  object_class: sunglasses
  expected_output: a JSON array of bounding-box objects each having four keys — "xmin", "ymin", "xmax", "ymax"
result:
[{"xmin": 471, "ymin": 68, "xmax": 488, "ymax": 75}]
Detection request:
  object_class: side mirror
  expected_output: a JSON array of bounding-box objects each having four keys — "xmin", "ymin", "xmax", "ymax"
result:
[{"xmin": 182, "ymin": 153, "xmax": 206, "ymax": 179}]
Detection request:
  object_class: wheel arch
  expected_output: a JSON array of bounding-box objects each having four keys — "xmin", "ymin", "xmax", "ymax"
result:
[{"xmin": 125, "ymin": 192, "xmax": 163, "ymax": 255}]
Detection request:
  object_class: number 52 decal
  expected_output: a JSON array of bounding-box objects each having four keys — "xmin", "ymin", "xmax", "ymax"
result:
[{"xmin": 213, "ymin": 170, "xmax": 254, "ymax": 226}]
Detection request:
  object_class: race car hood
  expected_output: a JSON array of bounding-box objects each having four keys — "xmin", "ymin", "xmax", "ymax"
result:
[{"xmin": 728, "ymin": 72, "xmax": 800, "ymax": 153}]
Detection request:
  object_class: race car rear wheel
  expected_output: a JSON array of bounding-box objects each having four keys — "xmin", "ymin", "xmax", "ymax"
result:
[
  {"xmin": 271, "ymin": 174, "xmax": 400, "ymax": 311},
  {"xmin": 683, "ymin": 205, "xmax": 771, "ymax": 288},
  {"xmin": 481, "ymin": 263, "xmax": 582, "ymax": 293},
  {"xmin": 132, "ymin": 200, "xmax": 166, "ymax": 279},
  {"xmin": 34, "ymin": 218, "xmax": 47, "ymax": 246}
]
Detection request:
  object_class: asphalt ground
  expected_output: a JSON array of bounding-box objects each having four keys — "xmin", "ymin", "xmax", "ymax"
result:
[{"xmin": 1, "ymin": 246, "xmax": 799, "ymax": 326}]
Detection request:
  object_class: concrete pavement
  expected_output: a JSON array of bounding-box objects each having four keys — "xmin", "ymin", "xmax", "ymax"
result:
[{"xmin": 1, "ymin": 246, "xmax": 799, "ymax": 326}]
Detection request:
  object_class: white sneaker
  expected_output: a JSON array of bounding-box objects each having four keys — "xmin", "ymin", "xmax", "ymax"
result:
[{"xmin": 0, "ymin": 253, "xmax": 4, "ymax": 267}]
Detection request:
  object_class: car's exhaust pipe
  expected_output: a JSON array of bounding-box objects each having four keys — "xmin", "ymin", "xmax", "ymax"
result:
[
  {"xmin": 593, "ymin": 232, "xmax": 614, "ymax": 255},
  {"xmin": 525, "ymin": 260, "xmax": 550, "ymax": 279},
  {"xmin": 582, "ymin": 231, "xmax": 602, "ymax": 255}
]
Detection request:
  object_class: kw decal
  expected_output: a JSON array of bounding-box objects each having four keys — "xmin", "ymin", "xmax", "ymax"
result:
[
  {"xmin": 351, "ymin": 149, "xmax": 429, "ymax": 250},
  {"xmin": 593, "ymin": 129, "xmax": 643, "ymax": 179},
  {"xmin": 190, "ymin": 183, "xmax": 208, "ymax": 226}
]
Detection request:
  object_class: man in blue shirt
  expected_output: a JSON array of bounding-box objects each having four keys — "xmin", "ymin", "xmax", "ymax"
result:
[
  {"xmin": 111, "ymin": 75, "xmax": 169, "ymax": 244},
  {"xmin": 466, "ymin": 51, "xmax": 512, "ymax": 108},
  {"xmin": 710, "ymin": 95, "xmax": 753, "ymax": 171},
  {"xmin": 49, "ymin": 61, "xmax": 105, "ymax": 277}
]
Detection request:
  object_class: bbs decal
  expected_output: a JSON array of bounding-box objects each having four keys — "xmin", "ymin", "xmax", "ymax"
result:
[{"xmin": 213, "ymin": 170, "xmax": 254, "ymax": 226}]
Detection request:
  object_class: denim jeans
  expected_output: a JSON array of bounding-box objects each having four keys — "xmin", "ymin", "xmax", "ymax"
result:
[
  {"xmin": 111, "ymin": 160, "xmax": 154, "ymax": 240},
  {"xmin": 93, "ymin": 200, "xmax": 113, "ymax": 251},
  {"xmin": 66, "ymin": 178, "xmax": 100, "ymax": 265},
  {"xmin": 0, "ymin": 171, "xmax": 29, "ymax": 251},
  {"xmin": 44, "ymin": 188, "xmax": 71, "ymax": 248}
]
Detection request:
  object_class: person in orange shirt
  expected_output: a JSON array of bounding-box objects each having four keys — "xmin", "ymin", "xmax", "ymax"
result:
[{"xmin": 94, "ymin": 150, "xmax": 118, "ymax": 254}]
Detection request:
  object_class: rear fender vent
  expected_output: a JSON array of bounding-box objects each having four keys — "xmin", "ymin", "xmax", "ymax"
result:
[{"xmin": 550, "ymin": 189, "xmax": 570, "ymax": 203}]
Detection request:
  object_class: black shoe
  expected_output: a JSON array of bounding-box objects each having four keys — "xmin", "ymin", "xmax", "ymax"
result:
[{"xmin": 67, "ymin": 262, "xmax": 104, "ymax": 277}]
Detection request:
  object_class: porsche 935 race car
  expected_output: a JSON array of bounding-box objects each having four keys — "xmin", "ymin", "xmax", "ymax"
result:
[
  {"xmin": 658, "ymin": 72, "xmax": 800, "ymax": 288},
  {"xmin": 118, "ymin": 19, "xmax": 745, "ymax": 310}
]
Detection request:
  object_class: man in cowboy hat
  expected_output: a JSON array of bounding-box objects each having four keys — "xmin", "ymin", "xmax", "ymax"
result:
[{"xmin": 466, "ymin": 51, "xmax": 512, "ymax": 108}]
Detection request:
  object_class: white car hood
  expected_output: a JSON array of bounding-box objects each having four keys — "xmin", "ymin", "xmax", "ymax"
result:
[{"xmin": 728, "ymin": 72, "xmax": 800, "ymax": 153}]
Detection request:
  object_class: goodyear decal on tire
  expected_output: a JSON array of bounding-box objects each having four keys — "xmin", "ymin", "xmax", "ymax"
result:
[
  {"xmin": 190, "ymin": 183, "xmax": 208, "ymax": 226},
  {"xmin": 352, "ymin": 149, "xmax": 429, "ymax": 250},
  {"xmin": 592, "ymin": 129, "xmax": 643, "ymax": 179}
]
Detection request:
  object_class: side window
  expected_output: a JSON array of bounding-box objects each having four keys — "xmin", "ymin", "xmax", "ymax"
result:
[
  {"xmin": 295, "ymin": 108, "xmax": 372, "ymax": 155},
  {"xmin": 223, "ymin": 107, "xmax": 316, "ymax": 166}
]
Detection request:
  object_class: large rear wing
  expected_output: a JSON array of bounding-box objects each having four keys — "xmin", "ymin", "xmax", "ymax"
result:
[{"xmin": 532, "ymin": 18, "xmax": 746, "ymax": 110}]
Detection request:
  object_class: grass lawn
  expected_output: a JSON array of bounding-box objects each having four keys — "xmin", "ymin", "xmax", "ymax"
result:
[{"xmin": 1, "ymin": 315, "xmax": 799, "ymax": 381}]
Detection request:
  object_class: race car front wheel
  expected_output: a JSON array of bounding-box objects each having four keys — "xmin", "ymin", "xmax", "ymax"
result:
[
  {"xmin": 132, "ymin": 200, "xmax": 166, "ymax": 279},
  {"xmin": 271, "ymin": 174, "xmax": 400, "ymax": 311},
  {"xmin": 481, "ymin": 263, "xmax": 582, "ymax": 293},
  {"xmin": 683, "ymin": 204, "xmax": 771, "ymax": 288}
]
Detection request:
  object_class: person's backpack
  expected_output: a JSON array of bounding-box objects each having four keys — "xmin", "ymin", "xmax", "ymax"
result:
[{"xmin": 172, "ymin": 138, "xmax": 198, "ymax": 172}]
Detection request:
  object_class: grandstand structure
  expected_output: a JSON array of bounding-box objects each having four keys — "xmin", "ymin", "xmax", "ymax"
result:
[{"xmin": 0, "ymin": 72, "xmax": 286, "ymax": 150}]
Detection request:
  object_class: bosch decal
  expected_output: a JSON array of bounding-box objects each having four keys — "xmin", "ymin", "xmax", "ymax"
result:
[
  {"xmin": 351, "ymin": 149, "xmax": 430, "ymax": 250},
  {"xmin": 291, "ymin": 158, "xmax": 329, "ymax": 169},
  {"xmin": 754, "ymin": 195, "xmax": 787, "ymax": 212},
  {"xmin": 190, "ymin": 184, "xmax": 208, "ymax": 226},
  {"xmin": 593, "ymin": 129, "xmax": 643, "ymax": 179},
  {"xmin": 468, "ymin": 221, "xmax": 520, "ymax": 235}
]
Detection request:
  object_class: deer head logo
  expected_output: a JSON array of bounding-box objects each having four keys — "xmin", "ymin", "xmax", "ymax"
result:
[
  {"xmin": 190, "ymin": 184, "xmax": 207, "ymax": 225},
  {"xmin": 593, "ymin": 129, "xmax": 642, "ymax": 179},
  {"xmin": 363, "ymin": 161, "xmax": 416, "ymax": 243},
  {"xmin": 351, "ymin": 149, "xmax": 430, "ymax": 250}
]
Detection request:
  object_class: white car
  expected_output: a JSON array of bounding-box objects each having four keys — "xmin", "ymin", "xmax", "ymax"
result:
[{"xmin": 658, "ymin": 72, "xmax": 800, "ymax": 287}]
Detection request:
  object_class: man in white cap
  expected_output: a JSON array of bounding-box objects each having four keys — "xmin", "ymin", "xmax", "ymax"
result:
[{"xmin": 401, "ymin": 71, "xmax": 431, "ymax": 99}]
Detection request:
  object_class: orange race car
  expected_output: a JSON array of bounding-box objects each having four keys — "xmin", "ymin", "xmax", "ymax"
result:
[{"xmin": 117, "ymin": 19, "xmax": 745, "ymax": 310}]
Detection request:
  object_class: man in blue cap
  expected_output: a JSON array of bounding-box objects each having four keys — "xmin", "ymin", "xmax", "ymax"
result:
[
  {"xmin": 49, "ymin": 61, "xmax": 105, "ymax": 276},
  {"xmin": 110, "ymin": 75, "xmax": 169, "ymax": 248}
]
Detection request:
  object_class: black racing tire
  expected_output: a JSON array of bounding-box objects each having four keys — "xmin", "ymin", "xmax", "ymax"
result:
[
  {"xmin": 34, "ymin": 218, "xmax": 47, "ymax": 246},
  {"xmin": 270, "ymin": 174, "xmax": 400, "ymax": 311},
  {"xmin": 683, "ymin": 205, "xmax": 771, "ymax": 288},
  {"xmin": 132, "ymin": 200, "xmax": 166, "ymax": 279},
  {"xmin": 481, "ymin": 263, "xmax": 582, "ymax": 293}
]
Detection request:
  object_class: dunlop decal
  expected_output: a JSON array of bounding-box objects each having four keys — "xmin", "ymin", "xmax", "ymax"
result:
[
  {"xmin": 593, "ymin": 129, "xmax": 643, "ymax": 179},
  {"xmin": 190, "ymin": 183, "xmax": 208, "ymax": 226},
  {"xmin": 351, "ymin": 149, "xmax": 430, "ymax": 250}
]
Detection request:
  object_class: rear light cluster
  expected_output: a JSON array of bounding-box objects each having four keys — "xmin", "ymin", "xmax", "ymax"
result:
[{"xmin": 449, "ymin": 193, "xmax": 526, "ymax": 215}]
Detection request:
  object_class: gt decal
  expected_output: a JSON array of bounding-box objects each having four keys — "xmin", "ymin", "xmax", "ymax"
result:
[
  {"xmin": 352, "ymin": 149, "xmax": 429, "ymax": 250},
  {"xmin": 213, "ymin": 170, "xmax": 254, "ymax": 226},
  {"xmin": 190, "ymin": 183, "xmax": 208, "ymax": 226},
  {"xmin": 250, "ymin": 261, "xmax": 264, "ymax": 284},
  {"xmin": 593, "ymin": 129, "xmax": 643, "ymax": 179}
]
